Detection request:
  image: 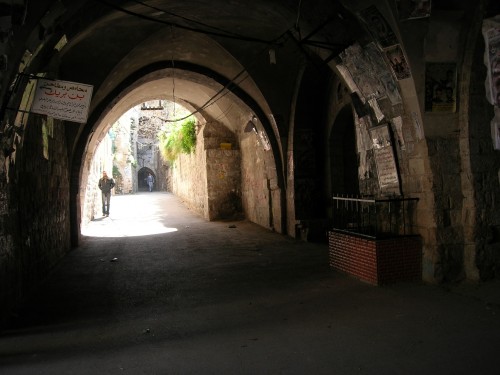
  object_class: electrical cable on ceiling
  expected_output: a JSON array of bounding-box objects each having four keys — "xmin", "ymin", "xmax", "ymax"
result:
[
  {"xmin": 92, "ymin": 1, "xmax": 337, "ymax": 123},
  {"xmin": 214, "ymin": 102, "xmax": 234, "ymax": 122},
  {"xmin": 130, "ymin": 0, "xmax": 248, "ymax": 40},
  {"xmin": 162, "ymin": 65, "xmax": 251, "ymax": 123},
  {"xmin": 94, "ymin": 0, "xmax": 285, "ymax": 46},
  {"xmin": 171, "ymin": 26, "xmax": 176, "ymax": 120},
  {"xmin": 162, "ymin": 28, "xmax": 292, "ymax": 123},
  {"xmin": 171, "ymin": 59, "xmax": 176, "ymax": 119},
  {"xmin": 295, "ymin": 0, "xmax": 302, "ymax": 38}
]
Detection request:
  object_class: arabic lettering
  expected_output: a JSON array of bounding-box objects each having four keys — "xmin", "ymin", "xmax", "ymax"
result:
[
  {"xmin": 31, "ymin": 79, "xmax": 93, "ymax": 123},
  {"xmin": 40, "ymin": 82, "xmax": 88, "ymax": 100}
]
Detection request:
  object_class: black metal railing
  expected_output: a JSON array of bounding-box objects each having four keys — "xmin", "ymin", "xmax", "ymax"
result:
[{"xmin": 331, "ymin": 195, "xmax": 419, "ymax": 238}]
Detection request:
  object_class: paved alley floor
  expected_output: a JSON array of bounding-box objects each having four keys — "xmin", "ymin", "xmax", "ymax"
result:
[{"xmin": 1, "ymin": 192, "xmax": 499, "ymax": 374}]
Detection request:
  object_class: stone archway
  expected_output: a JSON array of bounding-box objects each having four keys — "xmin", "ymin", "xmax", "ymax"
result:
[
  {"xmin": 72, "ymin": 62, "xmax": 284, "ymax": 246},
  {"xmin": 138, "ymin": 167, "xmax": 156, "ymax": 192}
]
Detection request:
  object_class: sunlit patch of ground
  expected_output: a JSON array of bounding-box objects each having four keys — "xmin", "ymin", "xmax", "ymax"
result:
[{"xmin": 81, "ymin": 193, "xmax": 178, "ymax": 237}]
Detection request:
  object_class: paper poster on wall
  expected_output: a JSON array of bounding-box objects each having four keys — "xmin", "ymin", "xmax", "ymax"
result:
[
  {"xmin": 365, "ymin": 42, "xmax": 392, "ymax": 82},
  {"xmin": 385, "ymin": 45, "xmax": 411, "ymax": 80},
  {"xmin": 493, "ymin": 116, "xmax": 500, "ymax": 150},
  {"xmin": 368, "ymin": 98, "xmax": 385, "ymax": 123},
  {"xmin": 424, "ymin": 62, "xmax": 457, "ymax": 112},
  {"xmin": 354, "ymin": 114, "xmax": 373, "ymax": 180},
  {"xmin": 397, "ymin": 0, "xmax": 431, "ymax": 20},
  {"xmin": 358, "ymin": 5, "xmax": 399, "ymax": 49},
  {"xmin": 341, "ymin": 44, "xmax": 384, "ymax": 100},
  {"xmin": 482, "ymin": 17, "xmax": 500, "ymax": 107},
  {"xmin": 335, "ymin": 63, "xmax": 361, "ymax": 94},
  {"xmin": 340, "ymin": 42, "xmax": 403, "ymax": 107},
  {"xmin": 379, "ymin": 71, "xmax": 402, "ymax": 105},
  {"xmin": 350, "ymin": 92, "xmax": 369, "ymax": 118},
  {"xmin": 31, "ymin": 78, "xmax": 93, "ymax": 123},
  {"xmin": 365, "ymin": 42, "xmax": 398, "ymax": 100},
  {"xmin": 391, "ymin": 116, "xmax": 406, "ymax": 150},
  {"xmin": 370, "ymin": 124, "xmax": 401, "ymax": 195},
  {"xmin": 356, "ymin": 114, "xmax": 374, "ymax": 152}
]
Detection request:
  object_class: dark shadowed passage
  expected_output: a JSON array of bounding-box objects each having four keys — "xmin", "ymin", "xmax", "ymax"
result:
[{"xmin": 1, "ymin": 193, "xmax": 499, "ymax": 374}]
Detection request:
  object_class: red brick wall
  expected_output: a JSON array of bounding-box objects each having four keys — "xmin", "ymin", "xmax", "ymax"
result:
[
  {"xmin": 329, "ymin": 230, "xmax": 422, "ymax": 285},
  {"xmin": 376, "ymin": 236, "xmax": 422, "ymax": 284}
]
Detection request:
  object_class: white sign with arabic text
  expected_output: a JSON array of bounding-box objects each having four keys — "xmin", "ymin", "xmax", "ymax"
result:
[{"xmin": 31, "ymin": 79, "xmax": 93, "ymax": 123}]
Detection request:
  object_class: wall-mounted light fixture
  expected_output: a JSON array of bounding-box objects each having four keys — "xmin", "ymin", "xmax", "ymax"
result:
[
  {"xmin": 244, "ymin": 115, "xmax": 257, "ymax": 133},
  {"xmin": 54, "ymin": 35, "xmax": 68, "ymax": 52},
  {"xmin": 269, "ymin": 49, "xmax": 276, "ymax": 64}
]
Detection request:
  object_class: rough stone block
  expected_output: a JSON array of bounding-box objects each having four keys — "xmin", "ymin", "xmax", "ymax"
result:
[{"xmin": 409, "ymin": 158, "xmax": 426, "ymax": 175}]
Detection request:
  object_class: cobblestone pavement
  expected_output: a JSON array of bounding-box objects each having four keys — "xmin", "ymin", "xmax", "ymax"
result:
[{"xmin": 1, "ymin": 192, "xmax": 499, "ymax": 374}]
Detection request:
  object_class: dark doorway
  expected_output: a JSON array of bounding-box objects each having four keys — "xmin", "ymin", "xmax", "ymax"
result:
[
  {"xmin": 138, "ymin": 167, "xmax": 156, "ymax": 192},
  {"xmin": 329, "ymin": 106, "xmax": 359, "ymax": 195}
]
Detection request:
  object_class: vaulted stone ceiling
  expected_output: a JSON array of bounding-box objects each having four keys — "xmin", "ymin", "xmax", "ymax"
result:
[{"xmin": 7, "ymin": 0, "xmax": 361, "ymax": 139}]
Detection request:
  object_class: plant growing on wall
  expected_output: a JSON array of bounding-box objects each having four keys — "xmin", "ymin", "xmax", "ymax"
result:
[
  {"xmin": 112, "ymin": 165, "xmax": 123, "ymax": 194},
  {"xmin": 158, "ymin": 117, "xmax": 197, "ymax": 162},
  {"xmin": 112, "ymin": 165, "xmax": 121, "ymax": 179}
]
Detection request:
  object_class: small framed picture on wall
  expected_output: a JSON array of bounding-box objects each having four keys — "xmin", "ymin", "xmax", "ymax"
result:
[{"xmin": 425, "ymin": 62, "xmax": 457, "ymax": 113}]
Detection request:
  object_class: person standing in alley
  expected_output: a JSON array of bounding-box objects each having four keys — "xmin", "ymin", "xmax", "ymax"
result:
[
  {"xmin": 147, "ymin": 173, "xmax": 154, "ymax": 192},
  {"xmin": 98, "ymin": 171, "xmax": 115, "ymax": 216}
]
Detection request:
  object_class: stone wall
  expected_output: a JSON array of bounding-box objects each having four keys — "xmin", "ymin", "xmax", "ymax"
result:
[
  {"xmin": 426, "ymin": 137, "xmax": 464, "ymax": 282},
  {"xmin": 241, "ymin": 131, "xmax": 273, "ymax": 229},
  {"xmin": 204, "ymin": 121, "xmax": 241, "ymax": 220},
  {"xmin": 81, "ymin": 134, "xmax": 114, "ymax": 226},
  {"xmin": 0, "ymin": 115, "xmax": 71, "ymax": 319},
  {"xmin": 155, "ymin": 157, "xmax": 170, "ymax": 192},
  {"xmin": 321, "ymin": 1, "xmax": 500, "ymax": 283},
  {"xmin": 170, "ymin": 120, "xmax": 249, "ymax": 222},
  {"xmin": 171, "ymin": 126, "xmax": 208, "ymax": 217},
  {"xmin": 112, "ymin": 117, "xmax": 135, "ymax": 195},
  {"xmin": 466, "ymin": 31, "xmax": 500, "ymax": 280},
  {"xmin": 0, "ymin": 162, "xmax": 14, "ymax": 322},
  {"xmin": 206, "ymin": 149, "xmax": 241, "ymax": 220}
]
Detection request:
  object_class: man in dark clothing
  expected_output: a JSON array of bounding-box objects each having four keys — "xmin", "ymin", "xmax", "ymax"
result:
[{"xmin": 98, "ymin": 171, "xmax": 115, "ymax": 216}]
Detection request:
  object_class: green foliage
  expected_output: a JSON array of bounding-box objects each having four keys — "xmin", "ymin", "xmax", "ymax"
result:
[
  {"xmin": 126, "ymin": 154, "xmax": 137, "ymax": 168},
  {"xmin": 179, "ymin": 118, "xmax": 197, "ymax": 153},
  {"xmin": 112, "ymin": 165, "xmax": 121, "ymax": 179},
  {"xmin": 158, "ymin": 117, "xmax": 197, "ymax": 162}
]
